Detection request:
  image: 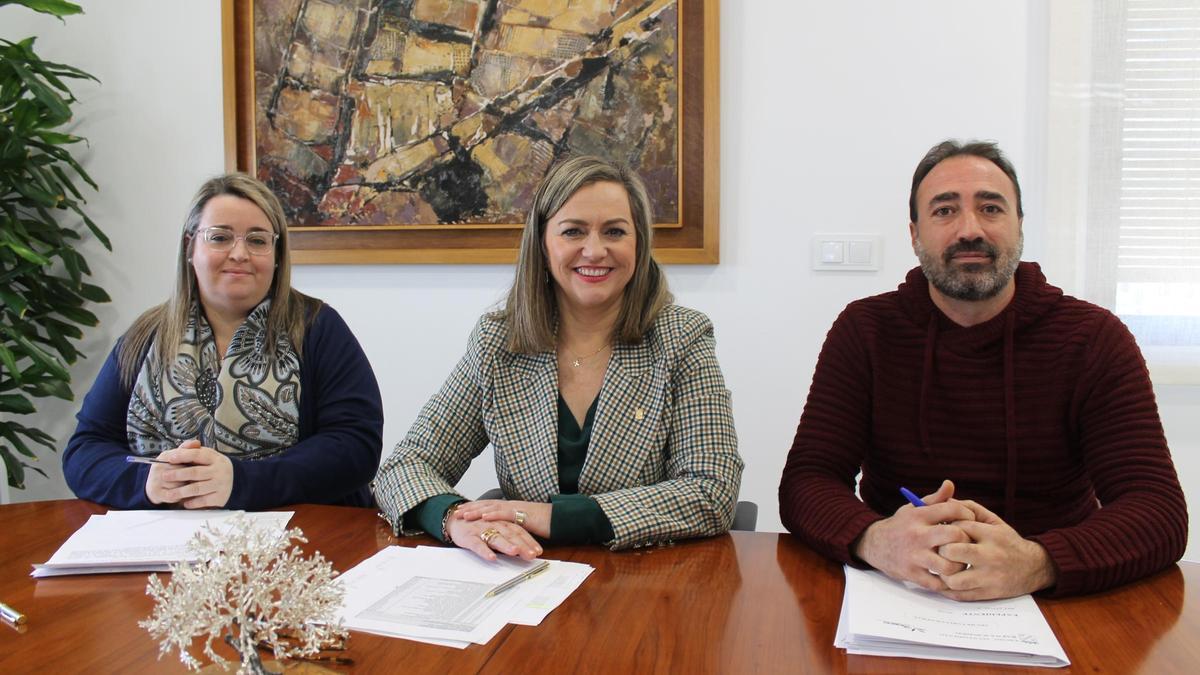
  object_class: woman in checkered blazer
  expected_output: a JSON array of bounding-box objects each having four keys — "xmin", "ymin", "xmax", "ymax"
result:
[{"xmin": 373, "ymin": 156, "xmax": 743, "ymax": 560}]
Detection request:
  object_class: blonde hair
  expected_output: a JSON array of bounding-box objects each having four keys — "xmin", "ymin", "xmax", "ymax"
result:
[
  {"xmin": 503, "ymin": 156, "xmax": 671, "ymax": 353},
  {"xmin": 117, "ymin": 173, "xmax": 321, "ymax": 384}
]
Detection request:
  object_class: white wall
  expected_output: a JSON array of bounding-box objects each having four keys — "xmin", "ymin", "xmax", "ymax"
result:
[{"xmin": 2, "ymin": 1, "xmax": 1195, "ymax": 562}]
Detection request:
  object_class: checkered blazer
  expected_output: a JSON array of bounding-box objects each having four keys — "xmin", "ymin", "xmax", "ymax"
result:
[{"xmin": 372, "ymin": 304, "xmax": 743, "ymax": 549}]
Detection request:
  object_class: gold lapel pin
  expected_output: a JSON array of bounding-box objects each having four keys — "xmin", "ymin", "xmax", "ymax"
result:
[{"xmin": 634, "ymin": 407, "xmax": 645, "ymax": 421}]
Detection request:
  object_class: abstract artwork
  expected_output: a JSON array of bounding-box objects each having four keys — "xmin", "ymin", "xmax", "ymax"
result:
[{"xmin": 225, "ymin": 0, "xmax": 718, "ymax": 263}]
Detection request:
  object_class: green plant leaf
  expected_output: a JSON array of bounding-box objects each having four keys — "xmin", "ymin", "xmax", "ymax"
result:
[
  {"xmin": 5, "ymin": 330, "xmax": 69, "ymax": 379},
  {"xmin": 39, "ymin": 60, "xmax": 96, "ymax": 83},
  {"xmin": 0, "ymin": 344, "xmax": 19, "ymax": 381},
  {"xmin": 25, "ymin": 60, "xmax": 70, "ymax": 93},
  {"xmin": 0, "ymin": 0, "xmax": 83, "ymax": 18},
  {"xmin": 77, "ymin": 282, "xmax": 110, "ymax": 303},
  {"xmin": 8, "ymin": 60, "xmax": 70, "ymax": 120},
  {"xmin": 27, "ymin": 138, "xmax": 73, "ymax": 162},
  {"xmin": 42, "ymin": 322, "xmax": 78, "ymax": 365},
  {"xmin": 50, "ymin": 164, "xmax": 83, "ymax": 199},
  {"xmin": 33, "ymin": 130, "xmax": 81, "ymax": 145},
  {"xmin": 1, "ymin": 445, "xmax": 28, "ymax": 489},
  {"xmin": 53, "ymin": 304, "xmax": 98, "ymax": 326},
  {"xmin": 0, "ymin": 393, "xmax": 35, "ymax": 414},
  {"xmin": 58, "ymin": 244, "xmax": 81, "ymax": 283},
  {"xmin": 63, "ymin": 153, "xmax": 98, "ymax": 190},
  {"xmin": 23, "ymin": 52, "xmax": 91, "ymax": 92},
  {"xmin": 12, "ymin": 174, "xmax": 62, "ymax": 208},
  {"xmin": 70, "ymin": 205, "xmax": 110, "ymax": 250},
  {"xmin": 8, "ymin": 98, "xmax": 42, "ymax": 135},
  {"xmin": 44, "ymin": 317, "xmax": 83, "ymax": 339},
  {"xmin": 0, "ymin": 5, "xmax": 106, "ymax": 490},
  {"xmin": 0, "ymin": 286, "xmax": 29, "ymax": 316},
  {"xmin": 0, "ymin": 425, "xmax": 37, "ymax": 457},
  {"xmin": 29, "ymin": 159, "xmax": 63, "ymax": 189},
  {"xmin": 0, "ymin": 230, "xmax": 52, "ymax": 264},
  {"xmin": 12, "ymin": 361, "xmax": 44, "ymax": 384},
  {"xmin": 7, "ymin": 422, "xmax": 56, "ymax": 449},
  {"xmin": 28, "ymin": 376, "xmax": 72, "ymax": 400}
]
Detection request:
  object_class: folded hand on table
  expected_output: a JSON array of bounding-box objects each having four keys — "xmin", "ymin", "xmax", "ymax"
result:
[
  {"xmin": 456, "ymin": 499, "xmax": 552, "ymax": 538},
  {"xmin": 144, "ymin": 439, "xmax": 234, "ymax": 509},
  {"xmin": 937, "ymin": 499, "xmax": 1057, "ymax": 600},
  {"xmin": 446, "ymin": 511, "xmax": 543, "ymax": 562},
  {"xmin": 853, "ymin": 479, "xmax": 977, "ymax": 592}
]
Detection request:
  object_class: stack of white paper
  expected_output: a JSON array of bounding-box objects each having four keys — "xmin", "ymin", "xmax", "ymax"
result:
[
  {"xmin": 32, "ymin": 510, "xmax": 293, "ymax": 577},
  {"xmin": 835, "ymin": 566, "xmax": 1069, "ymax": 668},
  {"xmin": 336, "ymin": 546, "xmax": 593, "ymax": 648}
]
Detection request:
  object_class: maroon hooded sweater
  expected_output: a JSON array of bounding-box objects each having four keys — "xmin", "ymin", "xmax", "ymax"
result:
[{"xmin": 779, "ymin": 262, "xmax": 1187, "ymax": 596}]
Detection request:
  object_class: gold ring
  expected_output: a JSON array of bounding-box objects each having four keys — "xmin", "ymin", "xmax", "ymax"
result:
[
  {"xmin": 479, "ymin": 528, "xmax": 500, "ymax": 544},
  {"xmin": 514, "ymin": 510, "xmax": 527, "ymax": 526}
]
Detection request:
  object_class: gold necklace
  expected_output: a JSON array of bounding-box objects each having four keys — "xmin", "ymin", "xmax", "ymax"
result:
[{"xmin": 565, "ymin": 343, "xmax": 610, "ymax": 368}]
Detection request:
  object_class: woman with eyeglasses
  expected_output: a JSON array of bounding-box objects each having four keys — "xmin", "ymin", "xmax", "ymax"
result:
[{"xmin": 63, "ymin": 173, "xmax": 383, "ymax": 510}]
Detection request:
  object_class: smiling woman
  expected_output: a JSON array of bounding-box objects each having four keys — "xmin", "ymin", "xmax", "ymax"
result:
[
  {"xmin": 61, "ymin": 174, "xmax": 384, "ymax": 511},
  {"xmin": 372, "ymin": 156, "xmax": 743, "ymax": 562},
  {"xmin": 543, "ymin": 181, "xmax": 637, "ymax": 318},
  {"xmin": 190, "ymin": 195, "xmax": 280, "ymax": 339}
]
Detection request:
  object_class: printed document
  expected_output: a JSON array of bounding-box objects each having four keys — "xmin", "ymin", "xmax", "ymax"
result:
[
  {"xmin": 32, "ymin": 510, "xmax": 293, "ymax": 577},
  {"xmin": 835, "ymin": 566, "xmax": 1069, "ymax": 668},
  {"xmin": 336, "ymin": 546, "xmax": 593, "ymax": 648}
]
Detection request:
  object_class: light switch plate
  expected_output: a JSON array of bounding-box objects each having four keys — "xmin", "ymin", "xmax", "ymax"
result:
[
  {"xmin": 811, "ymin": 235, "xmax": 882, "ymax": 271},
  {"xmin": 821, "ymin": 241, "xmax": 845, "ymax": 263}
]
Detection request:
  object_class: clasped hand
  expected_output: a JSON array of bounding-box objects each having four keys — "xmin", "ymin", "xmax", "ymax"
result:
[
  {"xmin": 445, "ymin": 500, "xmax": 551, "ymax": 562},
  {"xmin": 144, "ymin": 439, "xmax": 234, "ymax": 509},
  {"xmin": 854, "ymin": 480, "xmax": 1056, "ymax": 600}
]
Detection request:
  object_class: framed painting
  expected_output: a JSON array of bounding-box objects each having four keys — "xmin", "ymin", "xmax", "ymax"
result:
[{"xmin": 222, "ymin": 0, "xmax": 718, "ymax": 264}]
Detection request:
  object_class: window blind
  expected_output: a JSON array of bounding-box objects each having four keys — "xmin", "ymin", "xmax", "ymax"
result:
[
  {"xmin": 1116, "ymin": 0, "xmax": 1200, "ymax": 284},
  {"xmin": 1084, "ymin": 0, "xmax": 1200, "ymax": 351}
]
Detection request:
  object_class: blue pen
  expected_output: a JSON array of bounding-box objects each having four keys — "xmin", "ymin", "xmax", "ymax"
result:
[
  {"xmin": 125, "ymin": 455, "xmax": 169, "ymax": 465},
  {"xmin": 899, "ymin": 486, "xmax": 927, "ymax": 507}
]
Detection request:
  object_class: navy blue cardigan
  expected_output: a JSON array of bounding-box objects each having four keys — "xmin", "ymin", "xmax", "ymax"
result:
[{"xmin": 63, "ymin": 305, "xmax": 384, "ymax": 510}]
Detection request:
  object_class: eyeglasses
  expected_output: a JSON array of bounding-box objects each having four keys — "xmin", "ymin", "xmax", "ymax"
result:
[{"xmin": 196, "ymin": 227, "xmax": 278, "ymax": 256}]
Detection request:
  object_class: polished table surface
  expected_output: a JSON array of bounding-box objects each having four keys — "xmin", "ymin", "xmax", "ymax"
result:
[{"xmin": 0, "ymin": 500, "xmax": 1195, "ymax": 674}]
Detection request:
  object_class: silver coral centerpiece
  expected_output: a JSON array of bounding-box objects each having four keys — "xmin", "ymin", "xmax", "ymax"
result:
[{"xmin": 139, "ymin": 514, "xmax": 348, "ymax": 675}]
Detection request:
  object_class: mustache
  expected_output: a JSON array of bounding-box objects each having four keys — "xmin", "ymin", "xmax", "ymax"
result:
[{"xmin": 943, "ymin": 239, "xmax": 999, "ymax": 263}]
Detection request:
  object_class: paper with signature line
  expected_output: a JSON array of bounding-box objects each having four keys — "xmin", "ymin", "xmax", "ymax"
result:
[{"xmin": 835, "ymin": 566, "xmax": 1069, "ymax": 667}]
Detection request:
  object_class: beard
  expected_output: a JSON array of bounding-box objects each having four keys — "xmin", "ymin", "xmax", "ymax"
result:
[{"xmin": 915, "ymin": 231, "xmax": 1023, "ymax": 301}]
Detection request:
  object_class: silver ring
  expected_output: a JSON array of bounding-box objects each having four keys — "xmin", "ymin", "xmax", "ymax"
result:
[{"xmin": 514, "ymin": 509, "xmax": 527, "ymax": 526}]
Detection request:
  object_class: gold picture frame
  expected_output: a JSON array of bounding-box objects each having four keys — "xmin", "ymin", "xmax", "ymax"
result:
[{"xmin": 222, "ymin": 0, "xmax": 718, "ymax": 264}]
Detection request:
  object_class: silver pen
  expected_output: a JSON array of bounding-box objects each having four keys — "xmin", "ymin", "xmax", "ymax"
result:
[
  {"xmin": 485, "ymin": 560, "xmax": 550, "ymax": 597},
  {"xmin": 0, "ymin": 600, "xmax": 27, "ymax": 625}
]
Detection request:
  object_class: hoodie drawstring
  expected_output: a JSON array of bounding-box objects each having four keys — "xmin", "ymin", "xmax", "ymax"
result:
[
  {"xmin": 1003, "ymin": 310, "xmax": 1017, "ymax": 522},
  {"xmin": 918, "ymin": 314, "xmax": 937, "ymax": 457}
]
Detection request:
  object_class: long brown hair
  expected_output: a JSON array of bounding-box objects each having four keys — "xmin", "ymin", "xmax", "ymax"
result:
[
  {"xmin": 503, "ymin": 155, "xmax": 672, "ymax": 353},
  {"xmin": 117, "ymin": 173, "xmax": 321, "ymax": 384}
]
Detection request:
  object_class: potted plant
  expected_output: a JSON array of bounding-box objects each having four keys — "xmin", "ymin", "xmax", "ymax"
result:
[{"xmin": 0, "ymin": 0, "xmax": 110, "ymax": 489}]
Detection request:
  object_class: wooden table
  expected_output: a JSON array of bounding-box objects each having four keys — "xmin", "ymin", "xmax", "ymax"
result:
[{"xmin": 0, "ymin": 500, "xmax": 1195, "ymax": 674}]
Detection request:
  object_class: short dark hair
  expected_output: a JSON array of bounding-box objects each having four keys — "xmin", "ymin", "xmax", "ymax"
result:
[{"xmin": 909, "ymin": 140, "xmax": 1023, "ymax": 223}]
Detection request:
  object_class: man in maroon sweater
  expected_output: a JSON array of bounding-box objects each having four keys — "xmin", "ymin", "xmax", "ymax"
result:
[{"xmin": 780, "ymin": 140, "xmax": 1188, "ymax": 599}]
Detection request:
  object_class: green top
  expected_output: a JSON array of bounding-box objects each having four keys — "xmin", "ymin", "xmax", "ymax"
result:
[{"xmin": 410, "ymin": 394, "xmax": 615, "ymax": 545}]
